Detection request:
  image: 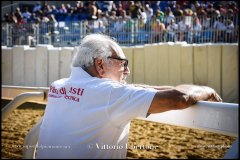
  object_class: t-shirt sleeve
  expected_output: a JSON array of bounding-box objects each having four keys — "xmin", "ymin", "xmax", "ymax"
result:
[{"xmin": 106, "ymin": 83, "xmax": 157, "ymax": 127}]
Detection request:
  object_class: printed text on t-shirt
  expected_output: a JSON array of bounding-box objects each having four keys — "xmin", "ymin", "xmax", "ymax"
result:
[{"xmin": 49, "ymin": 85, "xmax": 84, "ymax": 102}]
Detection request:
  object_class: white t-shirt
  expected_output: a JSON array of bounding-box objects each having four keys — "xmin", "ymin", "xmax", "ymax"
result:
[
  {"xmin": 178, "ymin": 21, "xmax": 187, "ymax": 32},
  {"xmin": 36, "ymin": 67, "xmax": 157, "ymax": 159}
]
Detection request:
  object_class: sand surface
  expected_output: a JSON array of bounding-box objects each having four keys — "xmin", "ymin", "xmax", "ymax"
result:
[{"xmin": 1, "ymin": 101, "xmax": 236, "ymax": 159}]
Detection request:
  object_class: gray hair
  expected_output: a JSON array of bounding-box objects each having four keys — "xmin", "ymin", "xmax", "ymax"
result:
[{"xmin": 72, "ymin": 34, "xmax": 124, "ymax": 68}]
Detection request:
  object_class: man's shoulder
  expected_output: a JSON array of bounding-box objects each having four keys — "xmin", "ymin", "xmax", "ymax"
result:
[
  {"xmin": 51, "ymin": 78, "xmax": 69, "ymax": 86},
  {"xmin": 96, "ymin": 78, "xmax": 126, "ymax": 88}
]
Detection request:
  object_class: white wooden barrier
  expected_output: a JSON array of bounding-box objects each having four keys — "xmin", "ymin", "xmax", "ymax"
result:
[{"xmin": 143, "ymin": 101, "xmax": 238, "ymax": 137}]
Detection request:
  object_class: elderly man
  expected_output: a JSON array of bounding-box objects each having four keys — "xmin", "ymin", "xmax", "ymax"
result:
[{"xmin": 36, "ymin": 34, "xmax": 221, "ymax": 159}]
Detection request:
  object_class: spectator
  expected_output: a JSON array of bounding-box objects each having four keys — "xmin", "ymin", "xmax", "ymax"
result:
[
  {"xmin": 50, "ymin": 5, "xmax": 59, "ymax": 16},
  {"xmin": 94, "ymin": 20, "xmax": 106, "ymax": 34},
  {"xmin": 95, "ymin": 9, "xmax": 106, "ymax": 33},
  {"xmin": 151, "ymin": 1, "xmax": 161, "ymax": 13},
  {"xmin": 225, "ymin": 19, "xmax": 234, "ymax": 43},
  {"xmin": 178, "ymin": 16, "xmax": 187, "ymax": 41},
  {"xmin": 213, "ymin": 10, "xmax": 226, "ymax": 42},
  {"xmin": 191, "ymin": 17, "xmax": 202, "ymax": 43},
  {"xmin": 45, "ymin": 4, "xmax": 53, "ymax": 15},
  {"xmin": 59, "ymin": 4, "xmax": 67, "ymax": 14},
  {"xmin": 101, "ymin": 10, "xmax": 109, "ymax": 27},
  {"xmin": 89, "ymin": 1, "xmax": 97, "ymax": 20},
  {"xmin": 138, "ymin": 7, "xmax": 147, "ymax": 25},
  {"xmin": 111, "ymin": 2, "xmax": 117, "ymax": 13},
  {"xmin": 15, "ymin": 7, "xmax": 23, "ymax": 22},
  {"xmin": 190, "ymin": 1, "xmax": 199, "ymax": 13},
  {"xmin": 33, "ymin": 2, "xmax": 42, "ymax": 13},
  {"xmin": 166, "ymin": 19, "xmax": 178, "ymax": 42},
  {"xmin": 206, "ymin": 2, "xmax": 215, "ymax": 15},
  {"xmin": 136, "ymin": 7, "xmax": 148, "ymax": 43},
  {"xmin": 201, "ymin": 12, "xmax": 213, "ymax": 42},
  {"xmin": 123, "ymin": 11, "xmax": 133, "ymax": 33},
  {"xmin": 164, "ymin": 7, "xmax": 175, "ymax": 26},
  {"xmin": 80, "ymin": 1, "xmax": 91, "ymax": 20},
  {"xmin": 129, "ymin": 1, "xmax": 139, "ymax": 19},
  {"xmin": 22, "ymin": 7, "xmax": 31, "ymax": 22},
  {"xmin": 167, "ymin": 1, "xmax": 176, "ymax": 11},
  {"xmin": 155, "ymin": 9, "xmax": 165, "ymax": 23},
  {"xmin": 108, "ymin": 10, "xmax": 118, "ymax": 33},
  {"xmin": 42, "ymin": 2, "xmax": 50, "ymax": 15},
  {"xmin": 102, "ymin": 1, "xmax": 113, "ymax": 12},
  {"xmin": 116, "ymin": 2, "xmax": 123, "ymax": 17},
  {"xmin": 152, "ymin": 19, "xmax": 166, "ymax": 43},
  {"xmin": 122, "ymin": 1, "xmax": 130, "ymax": 12},
  {"xmin": 173, "ymin": 4, "xmax": 183, "ymax": 18},
  {"xmin": 115, "ymin": 16, "xmax": 128, "ymax": 42},
  {"xmin": 226, "ymin": 8, "xmax": 236, "ymax": 25},
  {"xmin": 28, "ymin": 13, "xmax": 38, "ymax": 23},
  {"xmin": 65, "ymin": 3, "xmax": 72, "ymax": 13},
  {"xmin": 114, "ymin": 16, "xmax": 125, "ymax": 32},
  {"xmin": 144, "ymin": 3, "xmax": 153, "ymax": 22},
  {"xmin": 184, "ymin": 8, "xmax": 193, "ymax": 16},
  {"xmin": 121, "ymin": 10, "xmax": 130, "ymax": 21},
  {"xmin": 48, "ymin": 14, "xmax": 57, "ymax": 42},
  {"xmin": 17, "ymin": 14, "xmax": 26, "ymax": 25}
]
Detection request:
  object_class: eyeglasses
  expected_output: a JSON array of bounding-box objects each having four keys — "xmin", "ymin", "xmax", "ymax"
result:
[{"xmin": 107, "ymin": 56, "xmax": 128, "ymax": 70}]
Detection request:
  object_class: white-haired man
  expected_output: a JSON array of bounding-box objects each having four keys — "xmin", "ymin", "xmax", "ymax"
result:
[{"xmin": 36, "ymin": 34, "xmax": 222, "ymax": 159}]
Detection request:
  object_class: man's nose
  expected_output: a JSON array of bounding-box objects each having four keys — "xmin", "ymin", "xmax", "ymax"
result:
[{"xmin": 124, "ymin": 66, "xmax": 130, "ymax": 75}]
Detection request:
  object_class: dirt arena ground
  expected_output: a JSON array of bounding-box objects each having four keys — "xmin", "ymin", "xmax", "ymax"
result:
[{"xmin": 1, "ymin": 100, "xmax": 236, "ymax": 159}]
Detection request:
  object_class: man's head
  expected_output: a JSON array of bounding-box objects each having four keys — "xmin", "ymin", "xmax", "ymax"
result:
[{"xmin": 72, "ymin": 34, "xmax": 130, "ymax": 84}]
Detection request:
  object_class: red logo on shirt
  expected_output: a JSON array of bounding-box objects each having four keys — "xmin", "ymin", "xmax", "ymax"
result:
[{"xmin": 49, "ymin": 85, "xmax": 85, "ymax": 102}]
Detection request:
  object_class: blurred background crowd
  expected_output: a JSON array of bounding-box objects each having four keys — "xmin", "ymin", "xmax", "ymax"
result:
[{"xmin": 2, "ymin": 1, "xmax": 239, "ymax": 46}]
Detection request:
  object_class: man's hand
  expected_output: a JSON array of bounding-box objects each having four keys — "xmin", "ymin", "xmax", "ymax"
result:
[
  {"xmin": 176, "ymin": 85, "xmax": 222, "ymax": 102},
  {"xmin": 203, "ymin": 86, "xmax": 222, "ymax": 102}
]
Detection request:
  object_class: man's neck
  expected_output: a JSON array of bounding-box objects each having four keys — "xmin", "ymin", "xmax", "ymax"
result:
[{"xmin": 83, "ymin": 66, "xmax": 100, "ymax": 78}]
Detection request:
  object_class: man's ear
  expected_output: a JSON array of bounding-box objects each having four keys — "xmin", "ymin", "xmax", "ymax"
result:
[{"xmin": 95, "ymin": 58, "xmax": 104, "ymax": 76}]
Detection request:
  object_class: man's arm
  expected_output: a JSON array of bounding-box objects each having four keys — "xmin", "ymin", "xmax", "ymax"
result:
[
  {"xmin": 132, "ymin": 84, "xmax": 174, "ymax": 90},
  {"xmin": 148, "ymin": 84, "xmax": 222, "ymax": 114}
]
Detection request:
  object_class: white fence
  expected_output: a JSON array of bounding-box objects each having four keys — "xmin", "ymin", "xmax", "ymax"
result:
[{"xmin": 2, "ymin": 14, "xmax": 239, "ymax": 47}]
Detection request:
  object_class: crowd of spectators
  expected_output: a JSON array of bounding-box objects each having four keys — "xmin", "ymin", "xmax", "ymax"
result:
[{"xmin": 2, "ymin": 1, "xmax": 239, "ymax": 45}]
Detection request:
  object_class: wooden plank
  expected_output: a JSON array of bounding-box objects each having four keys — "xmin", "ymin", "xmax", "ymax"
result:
[
  {"xmin": 36, "ymin": 45, "xmax": 52, "ymax": 87},
  {"xmin": 157, "ymin": 44, "xmax": 169, "ymax": 85},
  {"xmin": 169, "ymin": 43, "xmax": 181, "ymax": 86},
  {"xmin": 222, "ymin": 44, "xmax": 238, "ymax": 103},
  {"xmin": 193, "ymin": 45, "xmax": 208, "ymax": 85},
  {"xmin": 59, "ymin": 47, "xmax": 73, "ymax": 79},
  {"xmin": 144, "ymin": 44, "xmax": 158, "ymax": 85},
  {"xmin": 12, "ymin": 46, "xmax": 26, "ymax": 86},
  {"xmin": 24, "ymin": 48, "xmax": 36, "ymax": 86},
  {"xmin": 207, "ymin": 44, "xmax": 222, "ymax": 96},
  {"xmin": 133, "ymin": 46, "xmax": 145, "ymax": 84},
  {"xmin": 181, "ymin": 44, "xmax": 193, "ymax": 84},
  {"xmin": 48, "ymin": 48, "xmax": 60, "ymax": 85},
  {"xmin": 2, "ymin": 47, "xmax": 13, "ymax": 85},
  {"xmin": 122, "ymin": 47, "xmax": 133, "ymax": 83}
]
